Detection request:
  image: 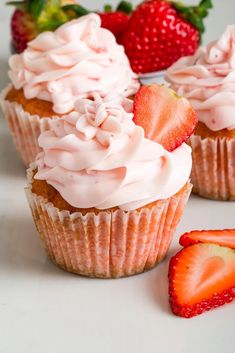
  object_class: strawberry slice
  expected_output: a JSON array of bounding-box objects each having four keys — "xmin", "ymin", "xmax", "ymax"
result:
[
  {"xmin": 133, "ymin": 84, "xmax": 197, "ymax": 151},
  {"xmin": 169, "ymin": 244, "xmax": 235, "ymax": 318},
  {"xmin": 180, "ymin": 229, "xmax": 235, "ymax": 249}
]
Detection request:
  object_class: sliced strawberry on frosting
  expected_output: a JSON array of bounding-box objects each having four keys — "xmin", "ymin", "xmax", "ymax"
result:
[
  {"xmin": 133, "ymin": 84, "xmax": 198, "ymax": 151},
  {"xmin": 180, "ymin": 229, "xmax": 235, "ymax": 249},
  {"xmin": 169, "ymin": 243, "xmax": 235, "ymax": 318}
]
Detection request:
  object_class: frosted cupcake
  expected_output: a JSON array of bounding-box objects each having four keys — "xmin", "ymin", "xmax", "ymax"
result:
[
  {"xmin": 0, "ymin": 14, "xmax": 139, "ymax": 166},
  {"xmin": 26, "ymin": 93, "xmax": 192, "ymax": 278},
  {"xmin": 166, "ymin": 26, "xmax": 235, "ymax": 200}
]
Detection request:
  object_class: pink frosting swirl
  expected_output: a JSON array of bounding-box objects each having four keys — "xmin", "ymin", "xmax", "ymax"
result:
[
  {"xmin": 166, "ymin": 25, "xmax": 235, "ymax": 131},
  {"xmin": 8, "ymin": 14, "xmax": 139, "ymax": 115},
  {"xmin": 34, "ymin": 95, "xmax": 192, "ymax": 211}
]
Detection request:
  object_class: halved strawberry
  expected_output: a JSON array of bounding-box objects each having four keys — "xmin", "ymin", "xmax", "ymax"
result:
[
  {"xmin": 180, "ymin": 229, "xmax": 235, "ymax": 249},
  {"xmin": 133, "ymin": 84, "xmax": 198, "ymax": 151},
  {"xmin": 169, "ymin": 243, "xmax": 235, "ymax": 318}
]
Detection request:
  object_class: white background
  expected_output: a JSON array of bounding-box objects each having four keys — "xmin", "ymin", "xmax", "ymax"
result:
[{"xmin": 0, "ymin": 1, "xmax": 235, "ymax": 353}]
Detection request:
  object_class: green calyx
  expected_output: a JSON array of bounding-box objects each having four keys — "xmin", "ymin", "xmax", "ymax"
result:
[
  {"xmin": 103, "ymin": 1, "xmax": 133, "ymax": 14},
  {"xmin": 116, "ymin": 1, "xmax": 133, "ymax": 14},
  {"xmin": 172, "ymin": 0, "xmax": 213, "ymax": 35},
  {"xmin": 61, "ymin": 4, "xmax": 90, "ymax": 17},
  {"xmin": 37, "ymin": 0, "xmax": 69, "ymax": 31}
]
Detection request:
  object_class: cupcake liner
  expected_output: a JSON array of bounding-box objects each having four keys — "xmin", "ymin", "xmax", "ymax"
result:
[
  {"xmin": 25, "ymin": 166, "xmax": 192, "ymax": 278},
  {"xmin": 189, "ymin": 135, "xmax": 235, "ymax": 200},
  {"xmin": 0, "ymin": 85, "xmax": 55, "ymax": 166}
]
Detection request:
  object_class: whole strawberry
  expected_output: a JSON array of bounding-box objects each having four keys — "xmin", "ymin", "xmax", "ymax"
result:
[
  {"xmin": 120, "ymin": 0, "xmax": 212, "ymax": 74},
  {"xmin": 99, "ymin": 2, "xmax": 132, "ymax": 42},
  {"xmin": 99, "ymin": 12, "xmax": 129, "ymax": 42},
  {"xmin": 7, "ymin": 0, "xmax": 89, "ymax": 53}
]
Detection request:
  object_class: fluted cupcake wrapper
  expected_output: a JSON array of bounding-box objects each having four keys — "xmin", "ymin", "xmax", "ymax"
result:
[
  {"xmin": 189, "ymin": 135, "xmax": 235, "ymax": 200},
  {"xmin": 25, "ymin": 167, "xmax": 192, "ymax": 278},
  {"xmin": 0, "ymin": 85, "xmax": 56, "ymax": 166}
]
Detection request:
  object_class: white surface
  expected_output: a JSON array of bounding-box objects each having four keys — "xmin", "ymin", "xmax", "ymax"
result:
[{"xmin": 0, "ymin": 1, "xmax": 235, "ymax": 353}]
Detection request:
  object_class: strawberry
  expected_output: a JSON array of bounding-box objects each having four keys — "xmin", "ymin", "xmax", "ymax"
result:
[
  {"xmin": 10, "ymin": 8, "xmax": 37, "ymax": 53},
  {"xmin": 99, "ymin": 12, "xmax": 129, "ymax": 43},
  {"xmin": 180, "ymin": 229, "xmax": 235, "ymax": 249},
  {"xmin": 120, "ymin": 0, "xmax": 213, "ymax": 74},
  {"xmin": 98, "ymin": 2, "xmax": 132, "ymax": 42},
  {"xmin": 7, "ymin": 1, "xmax": 133, "ymax": 53},
  {"xmin": 133, "ymin": 84, "xmax": 197, "ymax": 151},
  {"xmin": 169, "ymin": 243, "xmax": 235, "ymax": 318},
  {"xmin": 7, "ymin": 0, "xmax": 87, "ymax": 53}
]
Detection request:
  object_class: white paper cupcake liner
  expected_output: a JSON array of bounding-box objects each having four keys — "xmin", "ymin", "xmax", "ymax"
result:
[
  {"xmin": 188, "ymin": 135, "xmax": 235, "ymax": 200},
  {"xmin": 25, "ymin": 166, "xmax": 192, "ymax": 278}
]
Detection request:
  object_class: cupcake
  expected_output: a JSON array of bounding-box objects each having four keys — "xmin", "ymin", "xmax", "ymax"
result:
[
  {"xmin": 25, "ymin": 92, "xmax": 192, "ymax": 278},
  {"xmin": 0, "ymin": 13, "xmax": 139, "ymax": 166},
  {"xmin": 166, "ymin": 25, "xmax": 235, "ymax": 200}
]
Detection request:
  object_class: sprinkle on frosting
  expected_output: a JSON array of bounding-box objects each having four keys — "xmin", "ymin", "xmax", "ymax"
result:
[
  {"xmin": 166, "ymin": 25, "xmax": 235, "ymax": 131},
  {"xmin": 35, "ymin": 95, "xmax": 192, "ymax": 211},
  {"xmin": 8, "ymin": 14, "xmax": 139, "ymax": 115}
]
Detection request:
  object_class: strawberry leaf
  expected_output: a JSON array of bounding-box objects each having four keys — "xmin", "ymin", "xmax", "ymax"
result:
[
  {"xmin": 62, "ymin": 4, "xmax": 90, "ymax": 16},
  {"xmin": 28, "ymin": 0, "xmax": 47, "ymax": 19},
  {"xmin": 104, "ymin": 4, "xmax": 113, "ymax": 12},
  {"xmin": 37, "ymin": 18, "xmax": 65, "ymax": 31},
  {"xmin": 172, "ymin": 0, "xmax": 213, "ymax": 36},
  {"xmin": 6, "ymin": 1, "xmax": 28, "ymax": 11},
  {"xmin": 116, "ymin": 1, "xmax": 133, "ymax": 14}
]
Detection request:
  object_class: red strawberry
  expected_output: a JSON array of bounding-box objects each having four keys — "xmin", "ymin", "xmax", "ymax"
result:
[
  {"xmin": 99, "ymin": 2, "xmax": 132, "ymax": 42},
  {"xmin": 8, "ymin": 0, "xmax": 81, "ymax": 53},
  {"xmin": 99, "ymin": 12, "xmax": 129, "ymax": 42},
  {"xmin": 120, "ymin": 0, "xmax": 213, "ymax": 74},
  {"xmin": 11, "ymin": 9, "xmax": 37, "ymax": 53},
  {"xmin": 169, "ymin": 243, "xmax": 235, "ymax": 318},
  {"xmin": 133, "ymin": 84, "xmax": 197, "ymax": 151},
  {"xmin": 180, "ymin": 229, "xmax": 235, "ymax": 249}
]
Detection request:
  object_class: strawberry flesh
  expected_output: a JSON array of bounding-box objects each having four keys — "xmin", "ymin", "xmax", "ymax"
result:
[
  {"xmin": 180, "ymin": 229, "xmax": 235, "ymax": 249},
  {"xmin": 133, "ymin": 84, "xmax": 197, "ymax": 151},
  {"xmin": 169, "ymin": 244, "xmax": 235, "ymax": 318}
]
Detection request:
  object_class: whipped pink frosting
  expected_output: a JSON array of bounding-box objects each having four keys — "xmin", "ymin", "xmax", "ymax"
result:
[
  {"xmin": 166, "ymin": 25, "xmax": 235, "ymax": 131},
  {"xmin": 8, "ymin": 14, "xmax": 139, "ymax": 115},
  {"xmin": 34, "ymin": 95, "xmax": 192, "ymax": 211}
]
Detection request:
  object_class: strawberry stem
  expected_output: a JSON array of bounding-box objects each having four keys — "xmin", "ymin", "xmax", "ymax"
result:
[
  {"xmin": 116, "ymin": 1, "xmax": 133, "ymax": 14},
  {"xmin": 172, "ymin": 0, "xmax": 213, "ymax": 35},
  {"xmin": 104, "ymin": 4, "xmax": 113, "ymax": 12}
]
